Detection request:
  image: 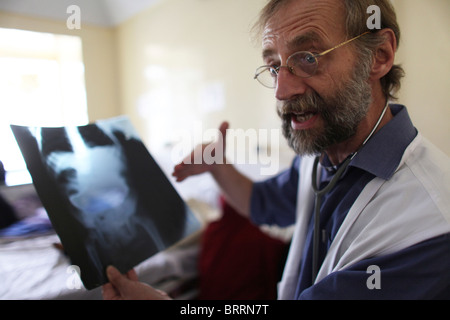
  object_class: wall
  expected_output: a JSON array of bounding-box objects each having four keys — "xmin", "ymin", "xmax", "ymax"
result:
[
  {"xmin": 117, "ymin": 0, "xmax": 449, "ymax": 159},
  {"xmin": 115, "ymin": 0, "xmax": 288, "ymax": 160},
  {"xmin": 393, "ymin": 0, "xmax": 450, "ymax": 156},
  {"xmin": 0, "ymin": 11, "xmax": 121, "ymax": 122}
]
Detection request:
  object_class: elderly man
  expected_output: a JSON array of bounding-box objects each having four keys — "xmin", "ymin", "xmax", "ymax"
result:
[{"xmin": 103, "ymin": 0, "xmax": 450, "ymax": 300}]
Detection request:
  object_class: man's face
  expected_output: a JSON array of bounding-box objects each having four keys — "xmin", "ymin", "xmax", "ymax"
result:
[{"xmin": 262, "ymin": 0, "xmax": 372, "ymax": 155}]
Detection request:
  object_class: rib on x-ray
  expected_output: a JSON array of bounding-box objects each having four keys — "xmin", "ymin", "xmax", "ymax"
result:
[{"xmin": 11, "ymin": 117, "xmax": 201, "ymax": 290}]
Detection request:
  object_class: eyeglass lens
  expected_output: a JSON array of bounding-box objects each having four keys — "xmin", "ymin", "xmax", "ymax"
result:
[{"xmin": 255, "ymin": 52, "xmax": 318, "ymax": 88}]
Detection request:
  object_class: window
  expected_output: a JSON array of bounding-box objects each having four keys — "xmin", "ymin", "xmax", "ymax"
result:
[{"xmin": 0, "ymin": 28, "xmax": 88, "ymax": 185}]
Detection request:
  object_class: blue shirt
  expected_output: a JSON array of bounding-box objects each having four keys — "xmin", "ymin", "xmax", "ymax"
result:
[{"xmin": 250, "ymin": 105, "xmax": 450, "ymax": 299}]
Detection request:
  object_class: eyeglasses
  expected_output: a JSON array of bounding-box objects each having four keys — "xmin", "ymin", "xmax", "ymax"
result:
[{"xmin": 254, "ymin": 31, "xmax": 370, "ymax": 88}]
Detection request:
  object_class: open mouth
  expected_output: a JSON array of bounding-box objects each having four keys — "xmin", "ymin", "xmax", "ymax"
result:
[
  {"xmin": 292, "ymin": 111, "xmax": 317, "ymax": 122},
  {"xmin": 290, "ymin": 111, "xmax": 319, "ymax": 130}
]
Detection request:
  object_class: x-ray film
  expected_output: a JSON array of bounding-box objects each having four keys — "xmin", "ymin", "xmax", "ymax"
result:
[{"xmin": 11, "ymin": 117, "xmax": 201, "ymax": 290}]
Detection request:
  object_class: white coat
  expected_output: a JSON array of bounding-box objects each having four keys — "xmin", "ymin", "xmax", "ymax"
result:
[{"xmin": 278, "ymin": 133, "xmax": 450, "ymax": 299}]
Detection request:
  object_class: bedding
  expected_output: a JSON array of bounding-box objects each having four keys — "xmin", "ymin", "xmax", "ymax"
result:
[{"xmin": 0, "ymin": 230, "xmax": 201, "ymax": 300}]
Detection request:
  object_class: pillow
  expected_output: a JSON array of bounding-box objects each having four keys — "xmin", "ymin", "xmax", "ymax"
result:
[{"xmin": 197, "ymin": 198, "xmax": 289, "ymax": 300}]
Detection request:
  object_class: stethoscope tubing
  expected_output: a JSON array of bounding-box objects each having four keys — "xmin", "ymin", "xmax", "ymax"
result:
[{"xmin": 310, "ymin": 100, "xmax": 389, "ymax": 282}]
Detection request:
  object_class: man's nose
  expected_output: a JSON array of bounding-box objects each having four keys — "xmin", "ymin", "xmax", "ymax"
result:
[{"xmin": 275, "ymin": 67, "xmax": 308, "ymax": 101}]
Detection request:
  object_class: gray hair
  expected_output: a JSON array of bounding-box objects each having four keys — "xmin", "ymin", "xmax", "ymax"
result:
[{"xmin": 253, "ymin": 0, "xmax": 405, "ymax": 100}]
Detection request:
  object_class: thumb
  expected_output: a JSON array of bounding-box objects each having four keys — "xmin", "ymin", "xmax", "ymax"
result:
[
  {"xmin": 218, "ymin": 121, "xmax": 229, "ymax": 150},
  {"xmin": 106, "ymin": 265, "xmax": 129, "ymax": 288},
  {"xmin": 218, "ymin": 121, "xmax": 229, "ymax": 137}
]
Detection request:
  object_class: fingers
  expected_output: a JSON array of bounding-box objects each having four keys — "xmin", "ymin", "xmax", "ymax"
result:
[
  {"xmin": 126, "ymin": 268, "xmax": 139, "ymax": 281},
  {"xmin": 103, "ymin": 266, "xmax": 140, "ymax": 300},
  {"xmin": 106, "ymin": 265, "xmax": 140, "ymax": 290},
  {"xmin": 172, "ymin": 163, "xmax": 189, "ymax": 182},
  {"xmin": 102, "ymin": 282, "xmax": 120, "ymax": 300},
  {"xmin": 103, "ymin": 265, "xmax": 172, "ymax": 300},
  {"xmin": 172, "ymin": 164, "xmax": 207, "ymax": 182},
  {"xmin": 172, "ymin": 121, "xmax": 229, "ymax": 181},
  {"xmin": 103, "ymin": 266, "xmax": 127, "ymax": 300}
]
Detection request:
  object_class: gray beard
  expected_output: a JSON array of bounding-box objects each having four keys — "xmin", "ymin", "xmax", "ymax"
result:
[{"xmin": 277, "ymin": 66, "xmax": 372, "ymax": 156}]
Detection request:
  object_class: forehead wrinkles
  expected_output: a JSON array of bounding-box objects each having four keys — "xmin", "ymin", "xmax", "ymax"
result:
[{"xmin": 262, "ymin": 1, "xmax": 345, "ymax": 51}]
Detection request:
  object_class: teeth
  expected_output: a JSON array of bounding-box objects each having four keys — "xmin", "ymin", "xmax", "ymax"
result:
[{"xmin": 293, "ymin": 112, "xmax": 314, "ymax": 122}]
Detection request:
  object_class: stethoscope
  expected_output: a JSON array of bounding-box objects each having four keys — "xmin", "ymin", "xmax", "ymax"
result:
[{"xmin": 310, "ymin": 100, "xmax": 389, "ymax": 282}]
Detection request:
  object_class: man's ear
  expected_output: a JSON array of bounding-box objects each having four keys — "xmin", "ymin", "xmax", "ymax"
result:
[{"xmin": 370, "ymin": 28, "xmax": 397, "ymax": 81}]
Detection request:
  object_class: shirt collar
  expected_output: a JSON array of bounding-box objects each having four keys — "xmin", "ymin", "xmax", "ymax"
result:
[
  {"xmin": 350, "ymin": 104, "xmax": 417, "ymax": 180},
  {"xmin": 320, "ymin": 105, "xmax": 417, "ymax": 181}
]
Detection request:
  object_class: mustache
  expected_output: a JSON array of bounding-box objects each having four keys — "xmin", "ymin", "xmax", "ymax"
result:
[{"xmin": 277, "ymin": 91, "xmax": 325, "ymax": 117}]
